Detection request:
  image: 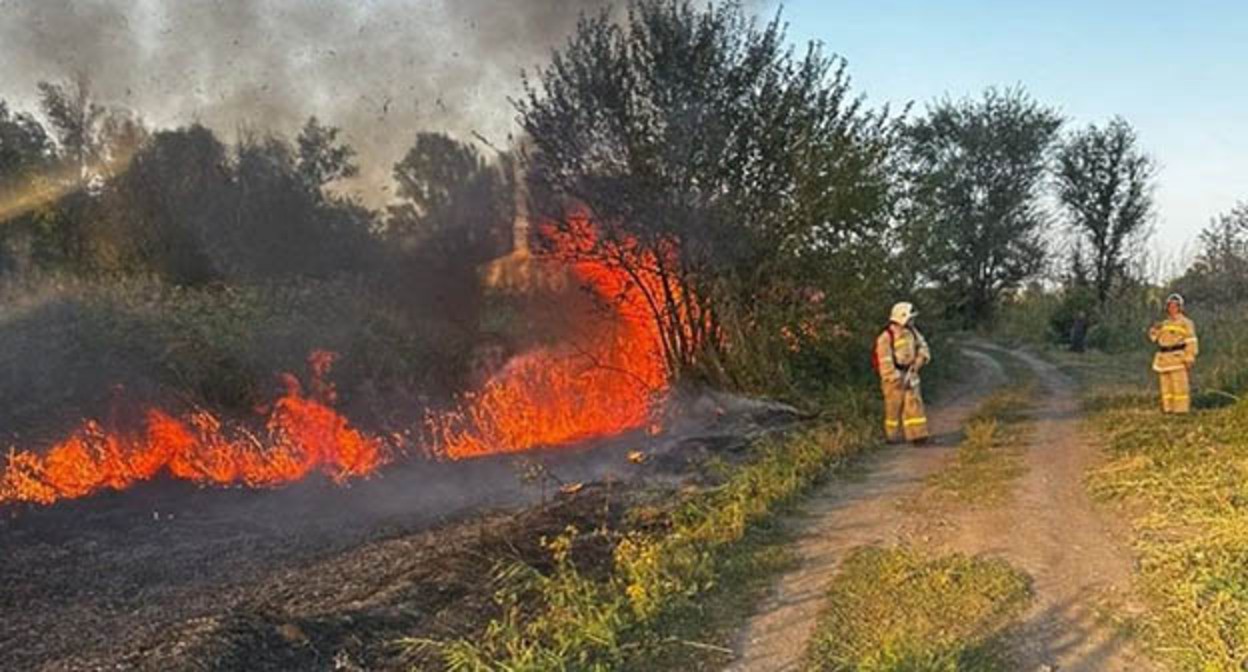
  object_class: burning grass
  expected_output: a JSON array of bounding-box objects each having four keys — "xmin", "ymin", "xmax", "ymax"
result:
[
  {"xmin": 1, "ymin": 217, "xmax": 677, "ymax": 508},
  {"xmin": 0, "ymin": 350, "xmax": 386, "ymax": 506},
  {"xmin": 428, "ymin": 218, "xmax": 670, "ymax": 459}
]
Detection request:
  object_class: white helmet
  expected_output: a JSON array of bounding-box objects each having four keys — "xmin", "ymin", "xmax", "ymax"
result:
[
  {"xmin": 890, "ymin": 301, "xmax": 917, "ymax": 325},
  {"xmin": 1166, "ymin": 293, "xmax": 1185, "ymax": 309}
]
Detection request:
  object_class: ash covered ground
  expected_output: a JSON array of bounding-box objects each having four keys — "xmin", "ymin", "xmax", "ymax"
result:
[{"xmin": 0, "ymin": 393, "xmax": 800, "ymax": 671}]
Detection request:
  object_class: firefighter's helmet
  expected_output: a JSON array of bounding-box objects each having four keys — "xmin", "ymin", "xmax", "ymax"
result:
[{"xmin": 890, "ymin": 302, "xmax": 917, "ymax": 325}]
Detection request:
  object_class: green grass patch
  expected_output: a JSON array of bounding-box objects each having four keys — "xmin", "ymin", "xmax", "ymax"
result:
[
  {"xmin": 1087, "ymin": 399, "xmax": 1248, "ymax": 670},
  {"xmin": 804, "ymin": 546, "xmax": 1032, "ymax": 671},
  {"xmin": 617, "ymin": 520, "xmax": 798, "ymax": 671}
]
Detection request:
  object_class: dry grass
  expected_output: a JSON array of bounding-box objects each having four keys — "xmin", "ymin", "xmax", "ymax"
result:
[
  {"xmin": 804, "ymin": 546, "xmax": 1032, "ymax": 671},
  {"xmin": 1075, "ymin": 314, "xmax": 1248, "ymax": 670}
]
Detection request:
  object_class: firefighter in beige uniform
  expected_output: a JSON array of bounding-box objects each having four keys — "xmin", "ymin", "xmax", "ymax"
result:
[
  {"xmin": 1148, "ymin": 293, "xmax": 1199, "ymax": 414},
  {"xmin": 875, "ymin": 302, "xmax": 931, "ymax": 443}
]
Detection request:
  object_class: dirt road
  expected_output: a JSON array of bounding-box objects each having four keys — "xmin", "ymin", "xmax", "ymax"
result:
[{"xmin": 728, "ymin": 345, "xmax": 1152, "ymax": 671}]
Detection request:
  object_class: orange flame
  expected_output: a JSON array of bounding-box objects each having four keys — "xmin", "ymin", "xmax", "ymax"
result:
[
  {"xmin": 429, "ymin": 216, "xmax": 670, "ymax": 459},
  {"xmin": 0, "ymin": 351, "xmax": 385, "ymax": 506}
]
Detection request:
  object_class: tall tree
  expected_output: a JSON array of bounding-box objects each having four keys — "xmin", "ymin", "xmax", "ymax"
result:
[
  {"xmin": 384, "ymin": 132, "xmax": 513, "ymax": 333},
  {"xmin": 517, "ymin": 0, "xmax": 899, "ymax": 382},
  {"xmin": 1055, "ymin": 116, "xmax": 1155, "ymax": 306},
  {"xmin": 903, "ymin": 86, "xmax": 1062, "ymax": 325},
  {"xmin": 37, "ymin": 75, "xmax": 105, "ymax": 180},
  {"xmin": 0, "ymin": 101, "xmax": 55, "ymax": 183},
  {"xmin": 0, "ymin": 100, "xmax": 58, "ymax": 274}
]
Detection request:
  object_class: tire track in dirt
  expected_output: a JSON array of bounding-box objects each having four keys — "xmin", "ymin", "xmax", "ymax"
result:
[
  {"xmin": 921, "ymin": 345, "xmax": 1154, "ymax": 671},
  {"xmin": 726, "ymin": 348, "xmax": 1007, "ymax": 672}
]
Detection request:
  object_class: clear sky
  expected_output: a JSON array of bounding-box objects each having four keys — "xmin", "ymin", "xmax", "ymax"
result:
[{"xmin": 779, "ymin": 0, "xmax": 1247, "ymax": 261}]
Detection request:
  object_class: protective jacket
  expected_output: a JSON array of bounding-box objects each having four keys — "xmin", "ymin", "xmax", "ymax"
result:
[
  {"xmin": 1149, "ymin": 315, "xmax": 1198, "ymax": 414},
  {"xmin": 1150, "ymin": 316, "xmax": 1198, "ymax": 372},
  {"xmin": 874, "ymin": 325, "xmax": 931, "ymax": 385}
]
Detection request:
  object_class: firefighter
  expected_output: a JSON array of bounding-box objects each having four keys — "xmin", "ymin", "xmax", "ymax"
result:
[
  {"xmin": 1148, "ymin": 293, "xmax": 1199, "ymax": 414},
  {"xmin": 874, "ymin": 301, "xmax": 931, "ymax": 443}
]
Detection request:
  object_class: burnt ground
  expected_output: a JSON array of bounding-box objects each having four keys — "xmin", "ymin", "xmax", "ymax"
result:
[{"xmin": 1, "ymin": 394, "xmax": 802, "ymax": 671}]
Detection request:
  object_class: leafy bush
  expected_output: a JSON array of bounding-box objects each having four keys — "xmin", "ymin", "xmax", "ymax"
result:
[{"xmin": 0, "ymin": 273, "xmax": 479, "ymax": 436}]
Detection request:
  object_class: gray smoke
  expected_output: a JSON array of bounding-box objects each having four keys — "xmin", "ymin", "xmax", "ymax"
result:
[
  {"xmin": 0, "ymin": 0, "xmax": 777, "ymax": 204},
  {"xmin": 0, "ymin": 0, "xmax": 620, "ymax": 203}
]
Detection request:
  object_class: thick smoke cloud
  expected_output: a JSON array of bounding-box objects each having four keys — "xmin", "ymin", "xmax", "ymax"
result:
[
  {"xmin": 0, "ymin": 0, "xmax": 621, "ymax": 202},
  {"xmin": 0, "ymin": 0, "xmax": 775, "ymax": 204}
]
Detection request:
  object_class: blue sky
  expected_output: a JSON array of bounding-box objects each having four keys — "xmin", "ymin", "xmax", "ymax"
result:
[{"xmin": 779, "ymin": 0, "xmax": 1248, "ymax": 259}]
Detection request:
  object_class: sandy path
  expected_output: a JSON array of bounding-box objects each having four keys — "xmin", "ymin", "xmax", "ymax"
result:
[
  {"xmin": 727, "ymin": 345, "xmax": 1152, "ymax": 672},
  {"xmin": 726, "ymin": 348, "xmax": 1006, "ymax": 672}
]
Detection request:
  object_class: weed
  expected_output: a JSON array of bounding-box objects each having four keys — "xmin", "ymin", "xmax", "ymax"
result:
[{"xmin": 408, "ymin": 422, "xmax": 877, "ymax": 670}]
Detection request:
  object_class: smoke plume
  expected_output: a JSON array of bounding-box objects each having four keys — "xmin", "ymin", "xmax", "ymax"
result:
[{"xmin": 0, "ymin": 0, "xmax": 628, "ymax": 203}]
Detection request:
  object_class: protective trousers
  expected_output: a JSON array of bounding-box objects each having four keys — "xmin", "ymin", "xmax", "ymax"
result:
[
  {"xmin": 882, "ymin": 380, "xmax": 929, "ymax": 442},
  {"xmin": 1158, "ymin": 368, "xmax": 1191, "ymax": 414}
]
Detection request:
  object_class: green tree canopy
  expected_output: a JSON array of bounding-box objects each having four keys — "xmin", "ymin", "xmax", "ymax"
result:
[
  {"xmin": 903, "ymin": 86, "xmax": 1062, "ymax": 325},
  {"xmin": 1055, "ymin": 116, "xmax": 1155, "ymax": 306}
]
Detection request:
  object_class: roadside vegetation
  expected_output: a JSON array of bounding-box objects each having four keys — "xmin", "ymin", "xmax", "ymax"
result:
[
  {"xmin": 999, "ymin": 202, "xmax": 1248, "ymax": 670},
  {"xmin": 406, "ymin": 418, "xmax": 880, "ymax": 670},
  {"xmin": 1049, "ymin": 311, "xmax": 1248, "ymax": 670}
]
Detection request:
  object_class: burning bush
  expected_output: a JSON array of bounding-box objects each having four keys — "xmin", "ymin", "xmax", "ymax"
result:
[{"xmin": 517, "ymin": 0, "xmax": 902, "ymax": 394}]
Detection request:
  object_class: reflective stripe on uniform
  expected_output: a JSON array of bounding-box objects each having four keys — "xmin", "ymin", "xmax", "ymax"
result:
[
  {"xmin": 904, "ymin": 417, "xmax": 928, "ymax": 427},
  {"xmin": 885, "ymin": 420, "xmax": 900, "ymax": 428}
]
